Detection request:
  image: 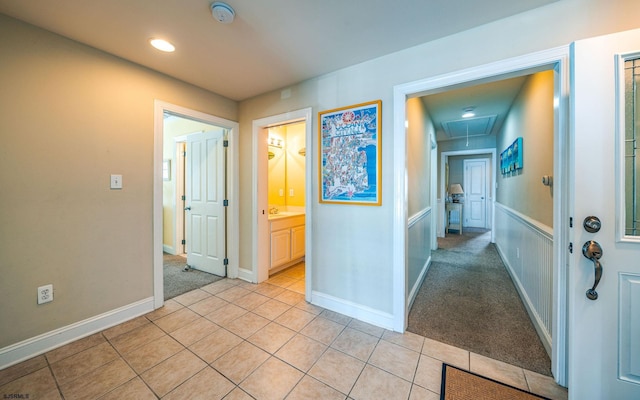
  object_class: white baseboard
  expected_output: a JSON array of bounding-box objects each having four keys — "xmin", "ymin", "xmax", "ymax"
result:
[
  {"xmin": 311, "ymin": 291, "xmax": 396, "ymax": 331},
  {"xmin": 162, "ymin": 244, "xmax": 175, "ymax": 254},
  {"xmin": 0, "ymin": 297, "xmax": 154, "ymax": 370},
  {"xmin": 237, "ymin": 266, "xmax": 254, "ymax": 283}
]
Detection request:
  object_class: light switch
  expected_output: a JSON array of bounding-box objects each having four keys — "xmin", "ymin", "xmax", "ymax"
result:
[{"xmin": 110, "ymin": 174, "xmax": 123, "ymax": 189}]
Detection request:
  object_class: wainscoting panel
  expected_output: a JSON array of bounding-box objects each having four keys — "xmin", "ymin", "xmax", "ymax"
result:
[
  {"xmin": 494, "ymin": 203, "xmax": 553, "ymax": 355},
  {"xmin": 408, "ymin": 207, "xmax": 432, "ymax": 309},
  {"xmin": 619, "ymin": 273, "xmax": 640, "ymax": 384}
]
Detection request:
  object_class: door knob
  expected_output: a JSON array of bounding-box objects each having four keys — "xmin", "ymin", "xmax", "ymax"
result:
[{"xmin": 582, "ymin": 240, "xmax": 603, "ymax": 300}]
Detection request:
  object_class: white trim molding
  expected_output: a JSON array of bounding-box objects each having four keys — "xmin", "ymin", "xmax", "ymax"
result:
[
  {"xmin": 392, "ymin": 44, "xmax": 570, "ymax": 385},
  {"xmin": 251, "ymin": 108, "xmax": 313, "ymax": 303},
  {"xmin": 0, "ymin": 297, "xmax": 154, "ymax": 370},
  {"xmin": 153, "ymin": 100, "xmax": 239, "ymax": 309},
  {"xmin": 311, "ymin": 291, "xmax": 396, "ymax": 331}
]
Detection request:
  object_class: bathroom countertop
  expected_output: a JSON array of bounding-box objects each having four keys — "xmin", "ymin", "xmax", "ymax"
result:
[{"xmin": 267, "ymin": 211, "xmax": 305, "ymax": 220}]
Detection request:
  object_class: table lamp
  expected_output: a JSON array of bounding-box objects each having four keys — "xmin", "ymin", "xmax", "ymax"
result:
[{"xmin": 450, "ymin": 184, "xmax": 464, "ymax": 203}]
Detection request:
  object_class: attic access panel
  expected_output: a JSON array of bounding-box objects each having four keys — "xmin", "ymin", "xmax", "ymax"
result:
[{"xmin": 441, "ymin": 115, "xmax": 497, "ymax": 140}]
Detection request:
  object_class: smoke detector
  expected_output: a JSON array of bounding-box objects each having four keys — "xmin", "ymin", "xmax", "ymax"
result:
[{"xmin": 211, "ymin": 2, "xmax": 235, "ymax": 24}]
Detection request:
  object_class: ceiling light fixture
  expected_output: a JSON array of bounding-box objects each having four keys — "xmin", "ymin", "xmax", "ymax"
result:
[
  {"xmin": 462, "ymin": 107, "xmax": 475, "ymax": 118},
  {"xmin": 149, "ymin": 38, "xmax": 175, "ymax": 52},
  {"xmin": 211, "ymin": 2, "xmax": 235, "ymax": 24}
]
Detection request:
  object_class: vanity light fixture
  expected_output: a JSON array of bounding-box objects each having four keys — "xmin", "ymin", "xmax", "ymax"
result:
[
  {"xmin": 462, "ymin": 107, "xmax": 475, "ymax": 118},
  {"xmin": 268, "ymin": 135, "xmax": 284, "ymax": 148},
  {"xmin": 149, "ymin": 38, "xmax": 175, "ymax": 52}
]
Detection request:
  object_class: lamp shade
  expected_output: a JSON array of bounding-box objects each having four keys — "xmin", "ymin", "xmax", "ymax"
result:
[{"xmin": 450, "ymin": 184, "xmax": 464, "ymax": 195}]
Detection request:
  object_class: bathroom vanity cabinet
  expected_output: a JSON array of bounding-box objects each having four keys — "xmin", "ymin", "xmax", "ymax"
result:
[{"xmin": 269, "ymin": 214, "xmax": 305, "ymax": 272}]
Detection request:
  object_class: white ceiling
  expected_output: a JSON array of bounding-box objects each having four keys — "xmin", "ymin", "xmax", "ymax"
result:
[
  {"xmin": 0, "ymin": 0, "xmax": 556, "ymax": 102},
  {"xmin": 421, "ymin": 75, "xmax": 528, "ymax": 141}
]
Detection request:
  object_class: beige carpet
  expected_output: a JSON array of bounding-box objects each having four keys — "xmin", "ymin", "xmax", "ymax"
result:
[
  {"xmin": 163, "ymin": 253, "xmax": 223, "ymax": 300},
  {"xmin": 407, "ymin": 229, "xmax": 551, "ymax": 376},
  {"xmin": 441, "ymin": 364, "xmax": 551, "ymax": 400}
]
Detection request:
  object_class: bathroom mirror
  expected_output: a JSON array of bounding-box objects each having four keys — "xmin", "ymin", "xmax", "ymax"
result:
[
  {"xmin": 622, "ymin": 54, "xmax": 640, "ymax": 238},
  {"xmin": 268, "ymin": 136, "xmax": 286, "ymax": 208},
  {"xmin": 267, "ymin": 122, "xmax": 306, "ymax": 210}
]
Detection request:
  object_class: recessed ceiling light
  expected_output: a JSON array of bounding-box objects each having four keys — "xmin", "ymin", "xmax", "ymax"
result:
[
  {"xmin": 462, "ymin": 107, "xmax": 475, "ymax": 118},
  {"xmin": 149, "ymin": 38, "xmax": 175, "ymax": 52}
]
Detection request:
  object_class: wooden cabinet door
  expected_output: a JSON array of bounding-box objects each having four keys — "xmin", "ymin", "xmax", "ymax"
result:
[
  {"xmin": 291, "ymin": 225, "xmax": 306, "ymax": 260},
  {"xmin": 270, "ymin": 229, "xmax": 291, "ymax": 269}
]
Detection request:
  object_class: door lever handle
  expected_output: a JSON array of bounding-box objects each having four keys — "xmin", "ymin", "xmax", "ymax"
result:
[
  {"xmin": 184, "ymin": 206, "xmax": 191, "ymax": 211},
  {"xmin": 582, "ymin": 240, "xmax": 603, "ymax": 300}
]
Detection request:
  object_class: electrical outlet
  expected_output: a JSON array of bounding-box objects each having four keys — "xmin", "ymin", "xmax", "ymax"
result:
[{"xmin": 38, "ymin": 284, "xmax": 53, "ymax": 304}]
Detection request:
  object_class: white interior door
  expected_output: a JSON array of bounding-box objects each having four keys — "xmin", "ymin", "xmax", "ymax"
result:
[
  {"xmin": 185, "ymin": 130, "xmax": 226, "ymax": 276},
  {"xmin": 463, "ymin": 159, "xmax": 487, "ymax": 228},
  {"xmin": 570, "ymin": 28, "xmax": 640, "ymax": 399}
]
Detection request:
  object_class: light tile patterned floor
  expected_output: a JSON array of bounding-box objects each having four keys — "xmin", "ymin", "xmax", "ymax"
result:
[{"xmin": 0, "ymin": 264, "xmax": 567, "ymax": 399}]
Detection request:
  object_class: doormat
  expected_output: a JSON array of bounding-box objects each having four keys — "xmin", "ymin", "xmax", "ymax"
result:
[{"xmin": 440, "ymin": 364, "xmax": 551, "ymax": 400}]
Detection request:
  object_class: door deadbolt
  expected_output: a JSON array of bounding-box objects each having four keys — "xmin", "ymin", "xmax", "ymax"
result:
[{"xmin": 583, "ymin": 216, "xmax": 601, "ymax": 233}]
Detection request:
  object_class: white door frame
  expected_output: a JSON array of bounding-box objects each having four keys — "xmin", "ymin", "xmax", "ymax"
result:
[
  {"xmin": 250, "ymin": 108, "xmax": 312, "ymax": 300},
  {"xmin": 439, "ymin": 150, "xmax": 496, "ymax": 239},
  {"xmin": 430, "ymin": 135, "xmax": 438, "ymax": 250},
  {"xmin": 153, "ymin": 100, "xmax": 239, "ymax": 309},
  {"xmin": 173, "ymin": 139, "xmax": 186, "ymax": 255},
  {"xmin": 393, "ymin": 45, "xmax": 570, "ymax": 386}
]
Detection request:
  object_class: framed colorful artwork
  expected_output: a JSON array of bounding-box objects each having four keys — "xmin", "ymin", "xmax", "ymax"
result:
[
  {"xmin": 318, "ymin": 100, "xmax": 382, "ymax": 205},
  {"xmin": 500, "ymin": 137, "xmax": 523, "ymax": 175}
]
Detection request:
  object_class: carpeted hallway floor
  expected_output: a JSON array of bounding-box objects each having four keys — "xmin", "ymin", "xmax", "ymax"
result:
[
  {"xmin": 164, "ymin": 253, "xmax": 224, "ymax": 300},
  {"xmin": 407, "ymin": 228, "xmax": 552, "ymax": 376}
]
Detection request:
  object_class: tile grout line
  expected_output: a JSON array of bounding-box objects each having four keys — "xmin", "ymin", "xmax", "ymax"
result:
[
  {"xmin": 44, "ymin": 355, "xmax": 65, "ymax": 399},
  {"xmin": 2, "ymin": 272, "xmax": 565, "ymax": 400},
  {"xmin": 102, "ymin": 328, "xmax": 163, "ymax": 399}
]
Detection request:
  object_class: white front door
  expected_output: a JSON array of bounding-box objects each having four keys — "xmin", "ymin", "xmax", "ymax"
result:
[
  {"xmin": 463, "ymin": 159, "xmax": 487, "ymax": 228},
  {"xmin": 185, "ymin": 130, "xmax": 226, "ymax": 276},
  {"xmin": 570, "ymin": 29, "xmax": 640, "ymax": 399}
]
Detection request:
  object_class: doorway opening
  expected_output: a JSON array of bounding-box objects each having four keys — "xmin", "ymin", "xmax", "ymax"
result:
[
  {"xmin": 153, "ymin": 101, "xmax": 239, "ymax": 308},
  {"xmin": 393, "ymin": 47, "xmax": 570, "ymax": 386},
  {"xmin": 161, "ymin": 117, "xmax": 230, "ymax": 299},
  {"xmin": 251, "ymin": 108, "xmax": 313, "ymax": 302},
  {"xmin": 440, "ymin": 149, "xmax": 496, "ymax": 239},
  {"xmin": 408, "ymin": 72, "xmax": 556, "ymax": 375}
]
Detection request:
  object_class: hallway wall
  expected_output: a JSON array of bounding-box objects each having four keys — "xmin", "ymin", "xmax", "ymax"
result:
[
  {"xmin": 497, "ymin": 71, "xmax": 554, "ymax": 227},
  {"xmin": 0, "ymin": 15, "xmax": 237, "ymax": 352},
  {"xmin": 494, "ymin": 71, "xmax": 555, "ymax": 354},
  {"xmin": 407, "ymin": 98, "xmax": 434, "ymax": 304}
]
